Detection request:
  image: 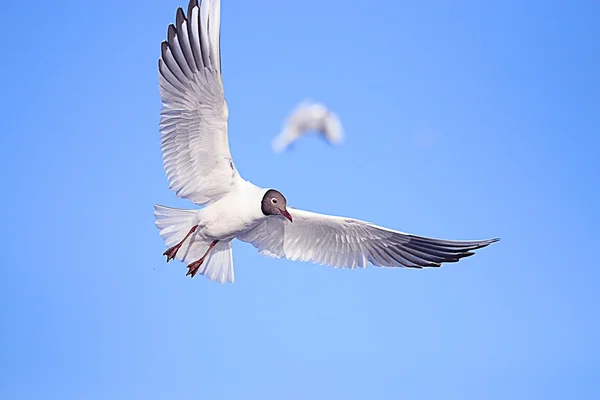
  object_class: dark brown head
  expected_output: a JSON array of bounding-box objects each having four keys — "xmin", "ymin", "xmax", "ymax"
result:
[{"xmin": 261, "ymin": 189, "xmax": 292, "ymax": 222}]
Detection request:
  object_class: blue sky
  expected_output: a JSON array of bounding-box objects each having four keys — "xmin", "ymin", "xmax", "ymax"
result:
[{"xmin": 1, "ymin": 0, "xmax": 599, "ymax": 398}]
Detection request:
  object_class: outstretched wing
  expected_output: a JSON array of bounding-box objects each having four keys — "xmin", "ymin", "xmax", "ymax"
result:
[
  {"xmin": 159, "ymin": 0, "xmax": 239, "ymax": 205},
  {"xmin": 239, "ymin": 208, "xmax": 498, "ymax": 269}
]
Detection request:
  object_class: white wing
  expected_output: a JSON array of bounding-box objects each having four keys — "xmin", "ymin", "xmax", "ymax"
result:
[
  {"xmin": 159, "ymin": 0, "xmax": 239, "ymax": 205},
  {"xmin": 239, "ymin": 208, "xmax": 498, "ymax": 269},
  {"xmin": 272, "ymin": 102, "xmax": 344, "ymax": 152}
]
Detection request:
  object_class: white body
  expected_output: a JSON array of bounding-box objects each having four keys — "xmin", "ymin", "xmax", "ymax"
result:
[
  {"xmin": 272, "ymin": 101, "xmax": 344, "ymax": 152},
  {"xmin": 155, "ymin": 179, "xmax": 266, "ymax": 283},
  {"xmin": 154, "ymin": 0, "xmax": 498, "ymax": 284},
  {"xmin": 196, "ymin": 180, "xmax": 266, "ymax": 241}
]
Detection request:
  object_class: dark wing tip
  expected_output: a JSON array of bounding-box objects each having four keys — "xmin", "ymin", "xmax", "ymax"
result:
[
  {"xmin": 167, "ymin": 24, "xmax": 177, "ymax": 43},
  {"xmin": 187, "ymin": 0, "xmax": 199, "ymax": 17},
  {"xmin": 478, "ymin": 238, "xmax": 500, "ymax": 248},
  {"xmin": 176, "ymin": 7, "xmax": 186, "ymax": 27},
  {"xmin": 458, "ymin": 251, "xmax": 475, "ymax": 259},
  {"xmin": 160, "ymin": 41, "xmax": 169, "ymax": 58},
  {"xmin": 425, "ymin": 262, "xmax": 442, "ymax": 268}
]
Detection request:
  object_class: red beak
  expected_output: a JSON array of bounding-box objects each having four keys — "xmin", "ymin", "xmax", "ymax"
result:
[{"xmin": 281, "ymin": 209, "xmax": 293, "ymax": 222}]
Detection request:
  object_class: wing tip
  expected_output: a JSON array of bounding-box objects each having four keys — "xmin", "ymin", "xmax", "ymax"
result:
[
  {"xmin": 176, "ymin": 7, "xmax": 186, "ymax": 27},
  {"xmin": 188, "ymin": 0, "xmax": 199, "ymax": 14},
  {"xmin": 167, "ymin": 24, "xmax": 177, "ymax": 42},
  {"xmin": 480, "ymin": 237, "xmax": 500, "ymax": 248}
]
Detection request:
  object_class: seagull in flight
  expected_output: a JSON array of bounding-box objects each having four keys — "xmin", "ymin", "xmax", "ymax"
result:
[
  {"xmin": 272, "ymin": 101, "xmax": 343, "ymax": 152},
  {"xmin": 154, "ymin": 0, "xmax": 499, "ymax": 283}
]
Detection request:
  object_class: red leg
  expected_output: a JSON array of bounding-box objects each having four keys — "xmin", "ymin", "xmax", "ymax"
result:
[
  {"xmin": 186, "ymin": 240, "xmax": 219, "ymax": 278},
  {"xmin": 163, "ymin": 225, "xmax": 198, "ymax": 262}
]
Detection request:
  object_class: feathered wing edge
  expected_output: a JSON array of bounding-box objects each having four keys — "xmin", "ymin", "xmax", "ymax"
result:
[
  {"xmin": 158, "ymin": 0, "xmax": 237, "ymax": 206},
  {"xmin": 240, "ymin": 208, "xmax": 499, "ymax": 270}
]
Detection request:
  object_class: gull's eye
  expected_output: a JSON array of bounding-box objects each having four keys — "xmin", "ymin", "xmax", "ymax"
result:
[{"xmin": 271, "ymin": 198, "xmax": 278, "ymax": 204}]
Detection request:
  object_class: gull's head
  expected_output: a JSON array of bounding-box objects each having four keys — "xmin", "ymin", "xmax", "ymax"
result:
[{"xmin": 261, "ymin": 189, "xmax": 292, "ymax": 222}]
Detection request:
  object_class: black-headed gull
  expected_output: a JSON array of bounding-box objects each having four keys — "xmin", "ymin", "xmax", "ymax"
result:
[
  {"xmin": 154, "ymin": 0, "xmax": 499, "ymax": 283},
  {"xmin": 272, "ymin": 101, "xmax": 344, "ymax": 152}
]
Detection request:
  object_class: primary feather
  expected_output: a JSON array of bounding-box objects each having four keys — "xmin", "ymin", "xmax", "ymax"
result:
[
  {"xmin": 158, "ymin": 0, "xmax": 237, "ymax": 206},
  {"xmin": 239, "ymin": 208, "xmax": 498, "ymax": 270}
]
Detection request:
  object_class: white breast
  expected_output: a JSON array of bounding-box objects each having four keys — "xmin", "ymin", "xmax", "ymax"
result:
[{"xmin": 197, "ymin": 180, "xmax": 267, "ymax": 240}]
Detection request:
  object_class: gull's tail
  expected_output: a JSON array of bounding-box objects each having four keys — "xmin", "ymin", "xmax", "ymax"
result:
[{"xmin": 154, "ymin": 205, "xmax": 234, "ymax": 283}]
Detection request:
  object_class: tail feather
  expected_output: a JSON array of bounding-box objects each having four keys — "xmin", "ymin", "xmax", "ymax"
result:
[
  {"xmin": 196, "ymin": 241, "xmax": 234, "ymax": 283},
  {"xmin": 154, "ymin": 205, "xmax": 198, "ymax": 247},
  {"xmin": 154, "ymin": 204, "xmax": 235, "ymax": 283}
]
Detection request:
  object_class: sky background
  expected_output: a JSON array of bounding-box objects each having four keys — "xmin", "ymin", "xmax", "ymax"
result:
[{"xmin": 1, "ymin": 0, "xmax": 599, "ymax": 398}]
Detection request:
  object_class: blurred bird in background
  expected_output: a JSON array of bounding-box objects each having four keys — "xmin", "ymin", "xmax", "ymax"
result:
[{"xmin": 272, "ymin": 100, "xmax": 344, "ymax": 152}]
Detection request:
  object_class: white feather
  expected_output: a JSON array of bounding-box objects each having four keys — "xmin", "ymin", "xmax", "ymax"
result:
[
  {"xmin": 159, "ymin": 0, "xmax": 238, "ymax": 206},
  {"xmin": 154, "ymin": 205, "xmax": 235, "ymax": 283},
  {"xmin": 239, "ymin": 208, "xmax": 498, "ymax": 270}
]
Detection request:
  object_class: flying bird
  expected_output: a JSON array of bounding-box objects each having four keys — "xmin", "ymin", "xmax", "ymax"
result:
[
  {"xmin": 155, "ymin": 0, "xmax": 499, "ymax": 283},
  {"xmin": 272, "ymin": 101, "xmax": 343, "ymax": 152}
]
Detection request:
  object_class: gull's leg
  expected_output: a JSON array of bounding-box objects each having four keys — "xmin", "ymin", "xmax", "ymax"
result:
[
  {"xmin": 163, "ymin": 225, "xmax": 198, "ymax": 262},
  {"xmin": 186, "ymin": 240, "xmax": 219, "ymax": 278}
]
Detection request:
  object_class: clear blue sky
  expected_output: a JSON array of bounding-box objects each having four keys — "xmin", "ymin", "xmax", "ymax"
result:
[{"xmin": 1, "ymin": 0, "xmax": 599, "ymax": 398}]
